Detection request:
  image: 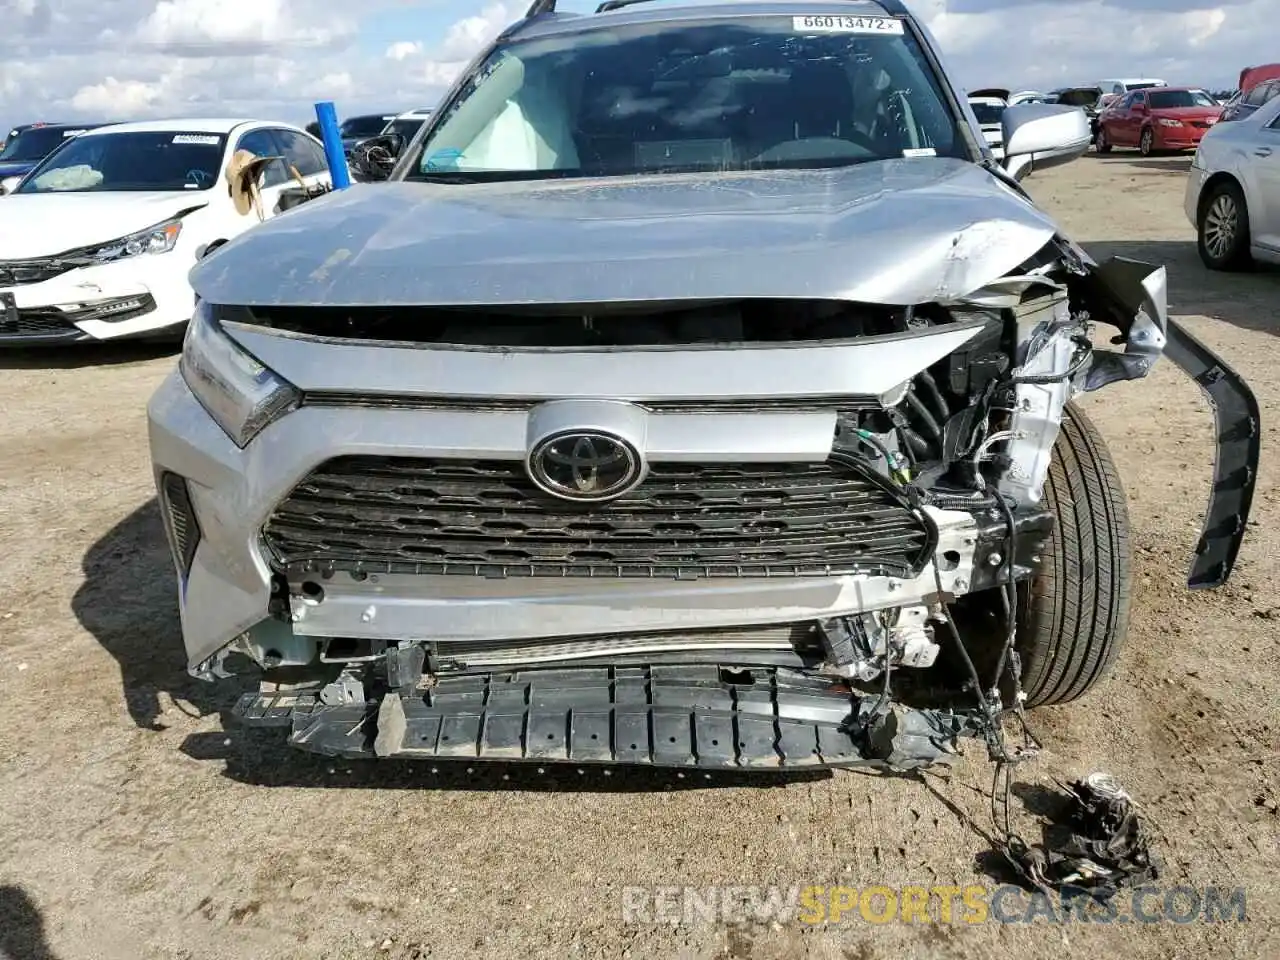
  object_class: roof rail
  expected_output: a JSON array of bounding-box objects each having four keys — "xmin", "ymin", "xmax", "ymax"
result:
[
  {"xmin": 532, "ymin": 0, "xmax": 908, "ymax": 16},
  {"xmin": 598, "ymin": 0, "xmax": 908, "ymax": 10}
]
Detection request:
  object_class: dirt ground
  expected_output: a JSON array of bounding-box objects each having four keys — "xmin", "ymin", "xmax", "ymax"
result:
[{"xmin": 1, "ymin": 151, "xmax": 1278, "ymax": 960}]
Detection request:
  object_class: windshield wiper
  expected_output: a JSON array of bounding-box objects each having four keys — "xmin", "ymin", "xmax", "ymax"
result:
[{"xmin": 413, "ymin": 173, "xmax": 488, "ymax": 184}]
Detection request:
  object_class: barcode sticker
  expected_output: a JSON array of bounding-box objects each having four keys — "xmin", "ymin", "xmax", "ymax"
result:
[{"xmin": 793, "ymin": 15, "xmax": 905, "ymax": 34}]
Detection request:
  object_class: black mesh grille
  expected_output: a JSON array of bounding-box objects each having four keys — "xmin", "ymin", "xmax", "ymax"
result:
[
  {"xmin": 161, "ymin": 472, "xmax": 201, "ymax": 577},
  {"xmin": 0, "ymin": 310, "xmax": 77, "ymax": 338},
  {"xmin": 262, "ymin": 457, "xmax": 935, "ymax": 580}
]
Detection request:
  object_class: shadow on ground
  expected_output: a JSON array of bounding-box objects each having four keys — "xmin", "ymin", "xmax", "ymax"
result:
[
  {"xmin": 0, "ymin": 886, "xmax": 59, "ymax": 960},
  {"xmin": 71, "ymin": 499, "xmax": 236, "ymax": 731},
  {"xmin": 1084, "ymin": 239, "xmax": 1280, "ymax": 338},
  {"xmin": 1090, "ymin": 153, "xmax": 1194, "ymax": 174},
  {"xmin": 0, "ymin": 340, "xmax": 177, "ymax": 371}
]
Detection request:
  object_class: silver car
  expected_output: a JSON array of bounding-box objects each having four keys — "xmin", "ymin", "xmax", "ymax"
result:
[
  {"xmin": 147, "ymin": 0, "xmax": 1258, "ymax": 771},
  {"xmin": 1186, "ymin": 92, "xmax": 1280, "ymax": 270}
]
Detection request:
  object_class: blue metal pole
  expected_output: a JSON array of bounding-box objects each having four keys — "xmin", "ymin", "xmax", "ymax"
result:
[{"xmin": 314, "ymin": 101, "xmax": 352, "ymax": 190}]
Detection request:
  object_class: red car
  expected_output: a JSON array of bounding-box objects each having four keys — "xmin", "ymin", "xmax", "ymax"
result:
[{"xmin": 1095, "ymin": 86, "xmax": 1223, "ymax": 155}]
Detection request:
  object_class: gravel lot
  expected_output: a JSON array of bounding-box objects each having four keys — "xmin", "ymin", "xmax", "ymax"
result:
[{"xmin": 1, "ymin": 152, "xmax": 1278, "ymax": 960}]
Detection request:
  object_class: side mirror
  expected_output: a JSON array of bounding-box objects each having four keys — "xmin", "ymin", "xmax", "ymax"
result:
[
  {"xmin": 0, "ymin": 176, "xmax": 21, "ymax": 196},
  {"xmin": 349, "ymin": 134, "xmax": 404, "ymax": 182},
  {"xmin": 1000, "ymin": 102, "xmax": 1092, "ymax": 180}
]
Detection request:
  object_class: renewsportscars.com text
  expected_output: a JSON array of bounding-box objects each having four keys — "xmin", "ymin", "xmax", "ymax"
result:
[{"xmin": 620, "ymin": 884, "xmax": 1248, "ymax": 927}]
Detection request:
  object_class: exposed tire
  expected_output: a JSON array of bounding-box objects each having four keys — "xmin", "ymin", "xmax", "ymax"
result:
[
  {"xmin": 1095, "ymin": 127, "xmax": 1112, "ymax": 153},
  {"xmin": 1016, "ymin": 403, "xmax": 1132, "ymax": 707},
  {"xmin": 1197, "ymin": 179, "xmax": 1253, "ymax": 271},
  {"xmin": 1139, "ymin": 127, "xmax": 1154, "ymax": 156}
]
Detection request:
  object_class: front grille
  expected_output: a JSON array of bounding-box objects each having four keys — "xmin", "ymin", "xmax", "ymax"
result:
[
  {"xmin": 263, "ymin": 457, "xmax": 935, "ymax": 580},
  {"xmin": 0, "ymin": 310, "xmax": 77, "ymax": 338},
  {"xmin": 0, "ymin": 295, "xmax": 156, "ymax": 340}
]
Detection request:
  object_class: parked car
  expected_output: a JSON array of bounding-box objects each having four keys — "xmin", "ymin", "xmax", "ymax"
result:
[
  {"xmin": 1047, "ymin": 85, "xmax": 1105, "ymax": 140},
  {"xmin": 2, "ymin": 122, "xmax": 47, "ymax": 152},
  {"xmin": 340, "ymin": 113, "xmax": 399, "ymax": 158},
  {"xmin": 1185, "ymin": 94, "xmax": 1280, "ymax": 270},
  {"xmin": 1008, "ymin": 90, "xmax": 1053, "ymax": 106},
  {"xmin": 1239, "ymin": 63, "xmax": 1280, "ymax": 96},
  {"xmin": 0, "ymin": 122, "xmax": 107, "ymax": 189},
  {"xmin": 967, "ymin": 95, "xmax": 1007, "ymax": 158},
  {"xmin": 971, "ymin": 88, "xmax": 1051, "ymax": 108},
  {"xmin": 1220, "ymin": 78, "xmax": 1280, "ymax": 123},
  {"xmin": 1096, "ymin": 87, "xmax": 1222, "ymax": 155},
  {"xmin": 1095, "ymin": 77, "xmax": 1167, "ymax": 112},
  {"xmin": 0, "ymin": 118, "xmax": 333, "ymax": 345},
  {"xmin": 146, "ymin": 0, "xmax": 1253, "ymax": 772},
  {"xmin": 381, "ymin": 107, "xmax": 435, "ymax": 143}
]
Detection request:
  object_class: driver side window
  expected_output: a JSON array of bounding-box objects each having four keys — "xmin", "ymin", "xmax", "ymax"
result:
[{"xmin": 233, "ymin": 129, "xmax": 287, "ymax": 187}]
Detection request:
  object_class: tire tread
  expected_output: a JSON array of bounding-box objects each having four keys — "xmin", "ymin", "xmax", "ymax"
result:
[{"xmin": 1019, "ymin": 403, "xmax": 1132, "ymax": 707}]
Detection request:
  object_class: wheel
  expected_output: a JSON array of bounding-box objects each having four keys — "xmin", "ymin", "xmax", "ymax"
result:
[
  {"xmin": 1197, "ymin": 179, "xmax": 1253, "ymax": 271},
  {"xmin": 1016, "ymin": 403, "xmax": 1132, "ymax": 707},
  {"xmin": 1095, "ymin": 127, "xmax": 1112, "ymax": 153},
  {"xmin": 1139, "ymin": 127, "xmax": 1154, "ymax": 156}
]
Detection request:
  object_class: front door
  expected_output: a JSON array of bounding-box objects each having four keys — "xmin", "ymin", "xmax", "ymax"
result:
[{"xmin": 1249, "ymin": 110, "xmax": 1280, "ymax": 253}]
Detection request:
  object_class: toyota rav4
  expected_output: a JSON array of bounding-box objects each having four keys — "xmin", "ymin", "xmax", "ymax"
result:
[{"xmin": 147, "ymin": 0, "xmax": 1258, "ymax": 771}]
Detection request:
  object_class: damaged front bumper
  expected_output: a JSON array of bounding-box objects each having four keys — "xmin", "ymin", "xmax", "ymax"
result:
[
  {"xmin": 231, "ymin": 664, "xmax": 984, "ymax": 772},
  {"xmin": 155, "ymin": 247, "xmax": 1260, "ymax": 774},
  {"xmin": 1069, "ymin": 252, "xmax": 1260, "ymax": 589},
  {"xmin": 1162, "ymin": 318, "xmax": 1261, "ymax": 589}
]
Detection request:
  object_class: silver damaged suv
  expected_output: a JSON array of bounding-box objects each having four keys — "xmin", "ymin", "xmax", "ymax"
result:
[{"xmin": 147, "ymin": 0, "xmax": 1259, "ymax": 771}]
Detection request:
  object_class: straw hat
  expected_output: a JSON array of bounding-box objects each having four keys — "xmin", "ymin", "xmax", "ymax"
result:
[{"xmin": 225, "ymin": 149, "xmax": 282, "ymax": 220}]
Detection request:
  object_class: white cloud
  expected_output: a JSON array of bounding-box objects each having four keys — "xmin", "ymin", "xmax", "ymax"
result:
[
  {"xmin": 1184, "ymin": 8, "xmax": 1227, "ymax": 47},
  {"xmin": 137, "ymin": 0, "xmax": 351, "ymax": 52},
  {"xmin": 70, "ymin": 77, "xmax": 162, "ymax": 114},
  {"xmin": 409, "ymin": 2, "xmax": 521, "ymax": 91},
  {"xmin": 386, "ymin": 41, "xmax": 423, "ymax": 61},
  {"xmin": 907, "ymin": 0, "xmax": 1262, "ymax": 91},
  {"xmin": 0, "ymin": 0, "xmax": 1275, "ymax": 135},
  {"xmin": 436, "ymin": 2, "xmax": 520, "ymax": 61}
]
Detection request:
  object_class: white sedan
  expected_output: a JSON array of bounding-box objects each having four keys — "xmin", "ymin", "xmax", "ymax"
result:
[
  {"xmin": 0, "ymin": 118, "xmax": 332, "ymax": 345},
  {"xmin": 1185, "ymin": 94, "xmax": 1280, "ymax": 270}
]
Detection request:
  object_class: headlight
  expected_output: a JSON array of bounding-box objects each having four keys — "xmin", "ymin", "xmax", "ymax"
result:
[
  {"xmin": 179, "ymin": 302, "xmax": 300, "ymax": 448},
  {"xmin": 92, "ymin": 218, "xmax": 183, "ymax": 263},
  {"xmin": 1157, "ymin": 119, "xmax": 1182, "ymax": 127}
]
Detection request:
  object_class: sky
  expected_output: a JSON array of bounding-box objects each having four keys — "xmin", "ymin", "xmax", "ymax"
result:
[{"xmin": 1, "ymin": 0, "xmax": 1274, "ymax": 133}]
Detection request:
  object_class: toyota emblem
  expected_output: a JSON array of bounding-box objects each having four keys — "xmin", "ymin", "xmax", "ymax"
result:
[{"xmin": 527, "ymin": 430, "xmax": 644, "ymax": 502}]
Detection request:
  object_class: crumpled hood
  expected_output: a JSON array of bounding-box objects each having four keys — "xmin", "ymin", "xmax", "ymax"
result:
[
  {"xmin": 0, "ymin": 192, "xmax": 209, "ymax": 259},
  {"xmin": 192, "ymin": 158, "xmax": 1061, "ymax": 308}
]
